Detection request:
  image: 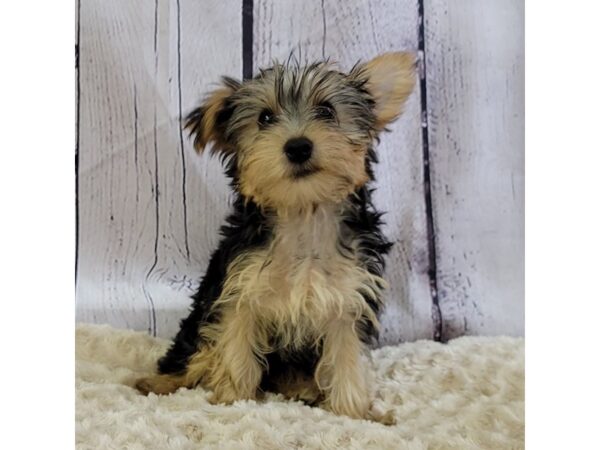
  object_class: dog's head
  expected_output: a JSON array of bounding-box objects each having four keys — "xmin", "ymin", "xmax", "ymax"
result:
[{"xmin": 186, "ymin": 52, "xmax": 415, "ymax": 212}]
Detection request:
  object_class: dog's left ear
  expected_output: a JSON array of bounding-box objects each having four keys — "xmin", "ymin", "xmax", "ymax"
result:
[
  {"xmin": 351, "ymin": 52, "xmax": 416, "ymax": 130},
  {"xmin": 185, "ymin": 76, "xmax": 241, "ymax": 154}
]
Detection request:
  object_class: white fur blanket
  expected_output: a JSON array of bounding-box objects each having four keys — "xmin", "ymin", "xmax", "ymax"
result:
[{"xmin": 76, "ymin": 324, "xmax": 524, "ymax": 449}]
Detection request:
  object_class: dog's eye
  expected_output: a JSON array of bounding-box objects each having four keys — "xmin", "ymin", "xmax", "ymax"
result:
[
  {"xmin": 258, "ymin": 109, "xmax": 275, "ymax": 127},
  {"xmin": 315, "ymin": 102, "xmax": 336, "ymax": 121}
]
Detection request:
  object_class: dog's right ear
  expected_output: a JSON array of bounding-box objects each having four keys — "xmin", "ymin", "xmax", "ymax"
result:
[{"xmin": 185, "ymin": 77, "xmax": 241, "ymax": 154}]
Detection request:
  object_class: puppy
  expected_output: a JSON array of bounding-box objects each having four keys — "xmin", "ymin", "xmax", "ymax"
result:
[{"xmin": 136, "ymin": 52, "xmax": 415, "ymax": 422}]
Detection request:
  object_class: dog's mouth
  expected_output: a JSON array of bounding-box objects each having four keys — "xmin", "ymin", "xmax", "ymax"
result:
[{"xmin": 291, "ymin": 163, "xmax": 320, "ymax": 179}]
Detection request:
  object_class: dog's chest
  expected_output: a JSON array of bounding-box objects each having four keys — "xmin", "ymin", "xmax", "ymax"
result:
[
  {"xmin": 271, "ymin": 208, "xmax": 345, "ymax": 276},
  {"xmin": 221, "ymin": 206, "xmax": 378, "ymax": 336},
  {"xmin": 261, "ymin": 208, "xmax": 356, "ymax": 300}
]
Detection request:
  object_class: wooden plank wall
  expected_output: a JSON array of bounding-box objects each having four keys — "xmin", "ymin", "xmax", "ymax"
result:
[
  {"xmin": 424, "ymin": 0, "xmax": 524, "ymax": 338},
  {"xmin": 76, "ymin": 0, "xmax": 242, "ymax": 337},
  {"xmin": 76, "ymin": 0, "xmax": 524, "ymax": 342},
  {"xmin": 253, "ymin": 0, "xmax": 434, "ymax": 343}
]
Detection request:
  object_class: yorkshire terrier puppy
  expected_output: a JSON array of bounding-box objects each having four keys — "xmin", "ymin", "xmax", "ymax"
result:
[{"xmin": 135, "ymin": 52, "xmax": 415, "ymax": 422}]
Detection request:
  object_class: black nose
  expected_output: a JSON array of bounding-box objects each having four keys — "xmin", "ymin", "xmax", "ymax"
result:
[{"xmin": 284, "ymin": 137, "xmax": 313, "ymax": 164}]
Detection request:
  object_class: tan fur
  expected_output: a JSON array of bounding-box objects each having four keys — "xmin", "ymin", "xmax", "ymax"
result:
[
  {"xmin": 316, "ymin": 319, "xmax": 370, "ymax": 419},
  {"xmin": 353, "ymin": 52, "xmax": 416, "ymax": 130},
  {"xmin": 137, "ymin": 302, "xmax": 265, "ymax": 403},
  {"xmin": 216, "ymin": 204, "xmax": 384, "ymax": 350},
  {"xmin": 238, "ymin": 126, "xmax": 369, "ymax": 211},
  {"xmin": 137, "ymin": 205, "xmax": 386, "ymax": 418},
  {"xmin": 135, "ymin": 373, "xmax": 187, "ymax": 395},
  {"xmin": 218, "ymin": 205, "xmax": 382, "ymax": 414},
  {"xmin": 136, "ymin": 54, "xmax": 417, "ymax": 422},
  {"xmin": 186, "ymin": 302, "xmax": 265, "ymax": 404},
  {"xmin": 188, "ymin": 85, "xmax": 236, "ymax": 153},
  {"xmin": 184, "ymin": 53, "xmax": 415, "ymax": 209}
]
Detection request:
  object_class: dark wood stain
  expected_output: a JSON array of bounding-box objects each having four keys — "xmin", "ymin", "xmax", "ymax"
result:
[
  {"xmin": 242, "ymin": 0, "xmax": 253, "ymax": 79},
  {"xmin": 176, "ymin": 0, "xmax": 190, "ymax": 260},
  {"xmin": 143, "ymin": 0, "xmax": 162, "ymax": 337},
  {"xmin": 320, "ymin": 0, "xmax": 327, "ymax": 58},
  {"xmin": 75, "ymin": 0, "xmax": 81, "ymax": 286},
  {"xmin": 418, "ymin": 0, "xmax": 443, "ymax": 342}
]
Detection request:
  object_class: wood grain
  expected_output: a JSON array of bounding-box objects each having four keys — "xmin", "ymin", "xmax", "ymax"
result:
[
  {"xmin": 77, "ymin": 0, "xmax": 161, "ymax": 334},
  {"xmin": 424, "ymin": 0, "xmax": 524, "ymax": 338},
  {"xmin": 76, "ymin": 0, "xmax": 242, "ymax": 337},
  {"xmin": 75, "ymin": 0, "xmax": 524, "ymax": 342},
  {"xmin": 253, "ymin": 0, "xmax": 435, "ymax": 343}
]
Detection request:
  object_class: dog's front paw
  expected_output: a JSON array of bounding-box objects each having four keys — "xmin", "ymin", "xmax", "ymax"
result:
[
  {"xmin": 208, "ymin": 384, "xmax": 254, "ymax": 405},
  {"xmin": 134, "ymin": 374, "xmax": 185, "ymax": 395},
  {"xmin": 321, "ymin": 384, "xmax": 370, "ymax": 420}
]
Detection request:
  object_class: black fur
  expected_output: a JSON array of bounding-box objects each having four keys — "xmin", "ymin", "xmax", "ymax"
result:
[
  {"xmin": 158, "ymin": 187, "xmax": 392, "ymax": 373},
  {"xmin": 157, "ymin": 60, "xmax": 393, "ymax": 394},
  {"xmin": 157, "ymin": 196, "xmax": 271, "ymax": 374},
  {"xmin": 157, "ymin": 184, "xmax": 391, "ymax": 381}
]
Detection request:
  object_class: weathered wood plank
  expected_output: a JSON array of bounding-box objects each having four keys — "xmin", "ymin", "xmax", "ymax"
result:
[
  {"xmin": 77, "ymin": 0, "xmax": 523, "ymax": 341},
  {"xmin": 76, "ymin": 0, "xmax": 242, "ymax": 338},
  {"xmin": 77, "ymin": 0, "xmax": 162, "ymax": 333},
  {"xmin": 156, "ymin": 0, "xmax": 243, "ymax": 337},
  {"xmin": 254, "ymin": 0, "xmax": 434, "ymax": 343},
  {"xmin": 424, "ymin": 0, "xmax": 524, "ymax": 338}
]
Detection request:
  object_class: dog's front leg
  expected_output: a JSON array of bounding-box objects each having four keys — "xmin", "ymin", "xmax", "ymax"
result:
[
  {"xmin": 136, "ymin": 303, "xmax": 264, "ymax": 402},
  {"xmin": 316, "ymin": 319, "xmax": 371, "ymax": 419},
  {"xmin": 196, "ymin": 303, "xmax": 265, "ymax": 404}
]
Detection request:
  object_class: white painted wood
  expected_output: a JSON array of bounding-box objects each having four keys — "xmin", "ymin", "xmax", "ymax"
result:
[
  {"xmin": 424, "ymin": 0, "xmax": 524, "ymax": 338},
  {"xmin": 254, "ymin": 0, "xmax": 435, "ymax": 343},
  {"xmin": 76, "ymin": 0, "xmax": 160, "ymax": 334},
  {"xmin": 76, "ymin": 0, "xmax": 242, "ymax": 337},
  {"xmin": 76, "ymin": 0, "xmax": 524, "ymax": 343}
]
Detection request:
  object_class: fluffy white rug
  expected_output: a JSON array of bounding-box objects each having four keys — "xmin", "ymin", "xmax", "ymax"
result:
[{"xmin": 76, "ymin": 324, "xmax": 524, "ymax": 449}]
